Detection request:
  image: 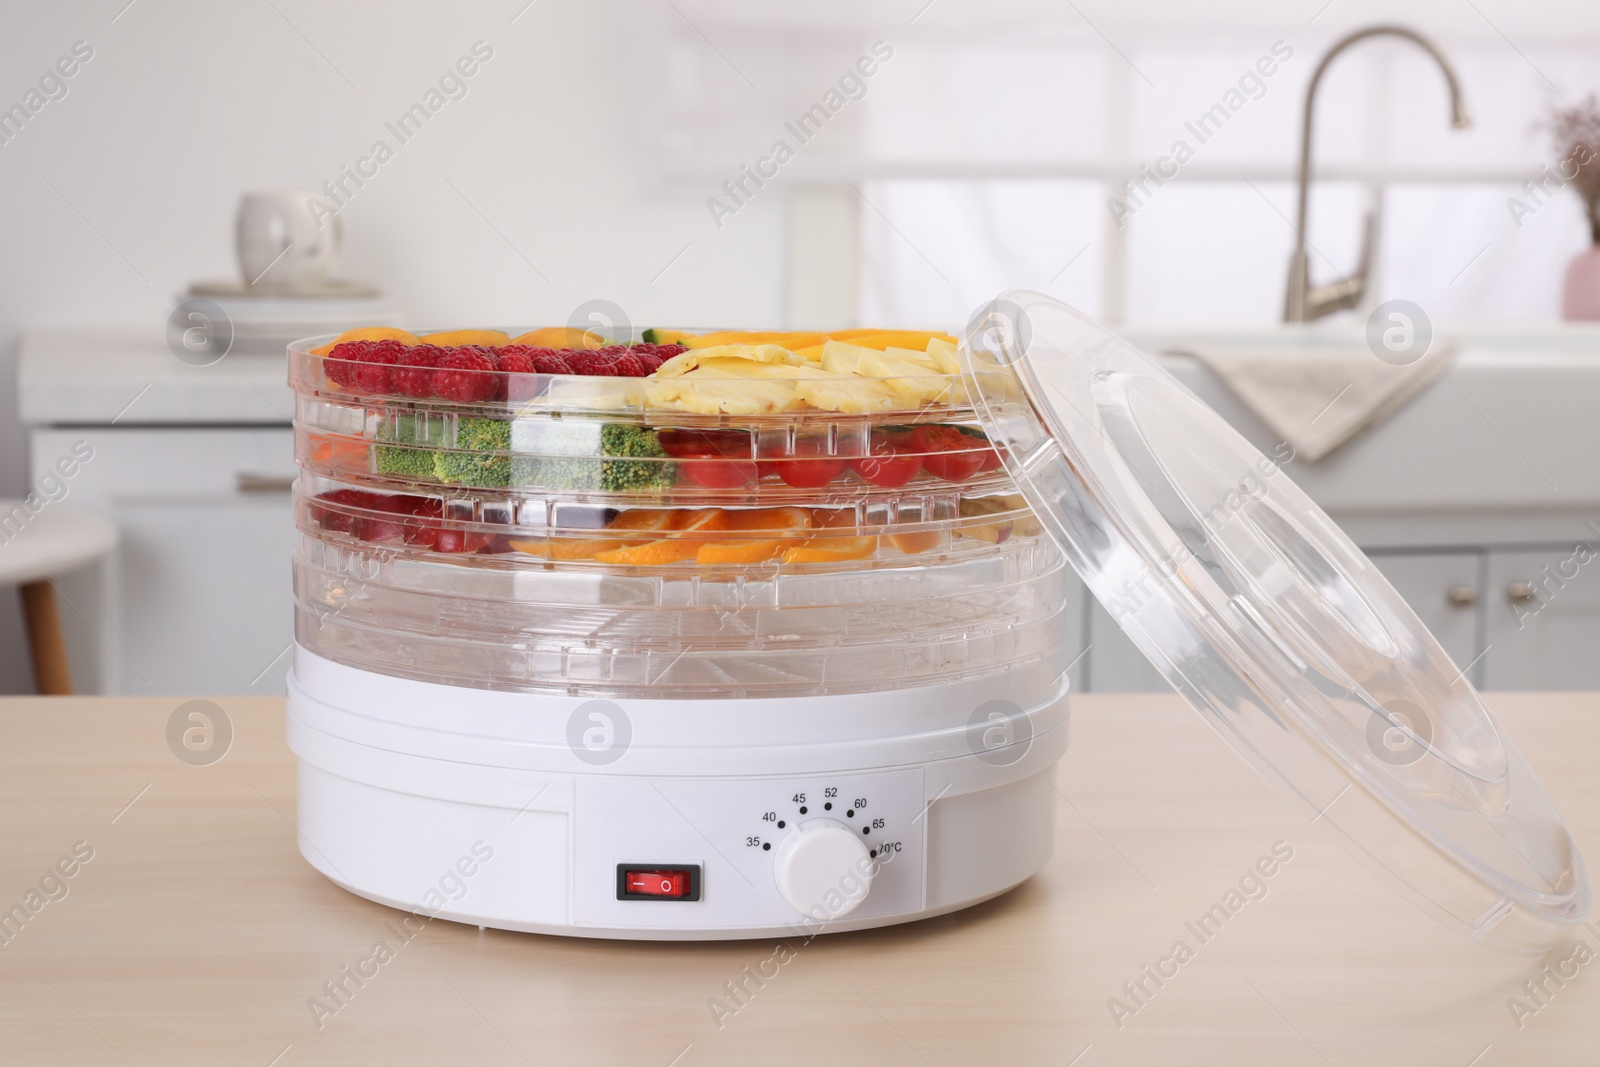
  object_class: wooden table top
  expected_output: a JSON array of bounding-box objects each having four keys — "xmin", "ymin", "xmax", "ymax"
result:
[{"xmin": 2, "ymin": 691, "xmax": 1598, "ymax": 1066}]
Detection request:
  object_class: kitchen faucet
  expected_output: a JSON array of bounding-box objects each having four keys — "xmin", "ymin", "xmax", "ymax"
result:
[{"xmin": 1283, "ymin": 25, "xmax": 1472, "ymax": 323}]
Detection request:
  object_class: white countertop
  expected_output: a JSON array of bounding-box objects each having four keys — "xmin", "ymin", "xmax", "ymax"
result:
[{"xmin": 18, "ymin": 329, "xmax": 295, "ymax": 426}]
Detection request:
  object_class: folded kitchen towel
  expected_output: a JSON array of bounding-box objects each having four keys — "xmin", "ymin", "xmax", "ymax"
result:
[{"xmin": 1174, "ymin": 339, "xmax": 1457, "ymax": 463}]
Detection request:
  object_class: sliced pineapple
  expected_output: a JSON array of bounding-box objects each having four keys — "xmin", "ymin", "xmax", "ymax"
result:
[
  {"xmin": 654, "ymin": 344, "xmax": 806, "ymax": 378},
  {"xmin": 859, "ymin": 349, "xmax": 952, "ymax": 405},
  {"xmin": 819, "ymin": 340, "xmax": 872, "ymax": 376},
  {"xmin": 923, "ymin": 337, "xmax": 960, "ymax": 375},
  {"xmin": 792, "ymin": 364, "xmax": 902, "ymax": 413},
  {"xmin": 647, "ymin": 357, "xmax": 802, "ymax": 415},
  {"xmin": 884, "ymin": 345, "xmax": 940, "ymax": 370}
]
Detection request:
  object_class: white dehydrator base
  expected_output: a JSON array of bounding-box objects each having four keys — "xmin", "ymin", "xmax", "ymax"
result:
[{"xmin": 287, "ymin": 647, "xmax": 1069, "ymax": 940}]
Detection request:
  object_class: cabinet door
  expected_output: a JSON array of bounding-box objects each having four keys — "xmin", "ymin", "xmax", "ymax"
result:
[
  {"xmin": 32, "ymin": 427, "xmax": 297, "ymax": 696},
  {"xmin": 1083, "ymin": 598, "xmax": 1169, "ymax": 693},
  {"xmin": 1366, "ymin": 551, "xmax": 1487, "ymax": 688},
  {"xmin": 1083, "ymin": 550, "xmax": 1486, "ymax": 693},
  {"xmin": 1484, "ymin": 548, "xmax": 1600, "ymax": 691}
]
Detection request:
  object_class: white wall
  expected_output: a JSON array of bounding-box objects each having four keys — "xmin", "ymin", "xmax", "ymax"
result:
[{"xmin": 0, "ymin": 0, "xmax": 791, "ymax": 691}]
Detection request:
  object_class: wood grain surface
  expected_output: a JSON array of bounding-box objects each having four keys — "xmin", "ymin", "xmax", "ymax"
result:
[{"xmin": 1, "ymin": 692, "xmax": 1597, "ymax": 1066}]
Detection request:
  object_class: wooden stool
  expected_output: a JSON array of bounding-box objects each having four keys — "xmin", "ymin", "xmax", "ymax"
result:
[{"xmin": 0, "ymin": 501, "xmax": 117, "ymax": 695}]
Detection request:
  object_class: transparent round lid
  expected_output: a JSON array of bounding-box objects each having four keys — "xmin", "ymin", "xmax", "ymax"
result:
[{"xmin": 962, "ymin": 290, "xmax": 1590, "ymax": 952}]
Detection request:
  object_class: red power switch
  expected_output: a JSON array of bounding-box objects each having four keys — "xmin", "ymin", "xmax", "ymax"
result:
[{"xmin": 617, "ymin": 865, "xmax": 700, "ymax": 900}]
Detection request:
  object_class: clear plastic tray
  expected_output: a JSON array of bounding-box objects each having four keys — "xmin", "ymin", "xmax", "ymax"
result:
[
  {"xmin": 295, "ymin": 396, "xmax": 1012, "ymax": 499},
  {"xmin": 294, "ymin": 541, "xmax": 1065, "ymax": 652},
  {"xmin": 288, "ymin": 337, "xmax": 1012, "ymax": 420},
  {"xmin": 296, "ymin": 593, "xmax": 1070, "ymax": 698},
  {"xmin": 294, "ymin": 478, "xmax": 1038, "ymax": 570}
]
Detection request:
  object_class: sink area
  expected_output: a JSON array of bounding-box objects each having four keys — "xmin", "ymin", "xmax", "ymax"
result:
[{"xmin": 1115, "ymin": 323, "xmax": 1600, "ymax": 546}]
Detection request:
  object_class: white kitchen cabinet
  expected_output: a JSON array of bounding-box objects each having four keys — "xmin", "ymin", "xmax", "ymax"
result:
[
  {"xmin": 1365, "ymin": 551, "xmax": 1487, "ymax": 687},
  {"xmin": 30, "ymin": 427, "xmax": 297, "ymax": 696},
  {"xmin": 1083, "ymin": 596, "xmax": 1168, "ymax": 694},
  {"xmin": 1484, "ymin": 548, "xmax": 1600, "ymax": 691},
  {"xmin": 1083, "ymin": 550, "xmax": 1488, "ymax": 693}
]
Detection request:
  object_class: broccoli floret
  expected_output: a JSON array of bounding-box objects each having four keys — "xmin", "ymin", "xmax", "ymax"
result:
[
  {"xmin": 374, "ymin": 444, "xmax": 437, "ymax": 480},
  {"xmin": 435, "ymin": 417, "xmax": 511, "ymax": 488},
  {"xmin": 372, "ymin": 414, "xmax": 446, "ymax": 481},
  {"xmin": 598, "ymin": 423, "xmax": 674, "ymax": 491},
  {"xmin": 513, "ymin": 424, "xmax": 675, "ymax": 492}
]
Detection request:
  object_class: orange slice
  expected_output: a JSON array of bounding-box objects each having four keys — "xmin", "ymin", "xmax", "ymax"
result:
[
  {"xmin": 696, "ymin": 538, "xmax": 801, "ymax": 565},
  {"xmin": 782, "ymin": 535, "xmax": 879, "ymax": 563},
  {"xmin": 593, "ymin": 509, "xmax": 728, "ymax": 565},
  {"xmin": 810, "ymin": 508, "xmax": 860, "ymax": 530},
  {"xmin": 516, "ymin": 509, "xmax": 685, "ymax": 560},
  {"xmin": 887, "ymin": 530, "xmax": 941, "ymax": 554},
  {"xmin": 419, "ymin": 329, "xmax": 511, "ymax": 348},
  {"xmin": 683, "ymin": 331, "xmax": 828, "ymax": 350},
  {"xmin": 827, "ymin": 330, "xmax": 955, "ymax": 351},
  {"xmin": 721, "ymin": 507, "xmax": 813, "ymax": 533},
  {"xmin": 306, "ymin": 434, "xmax": 370, "ymax": 470},
  {"xmin": 606, "ymin": 509, "xmax": 678, "ymax": 533},
  {"xmin": 311, "ymin": 326, "xmax": 421, "ymax": 357},
  {"xmin": 508, "ymin": 537, "xmax": 623, "ymax": 560},
  {"xmin": 509, "ymin": 327, "xmax": 604, "ymax": 350}
]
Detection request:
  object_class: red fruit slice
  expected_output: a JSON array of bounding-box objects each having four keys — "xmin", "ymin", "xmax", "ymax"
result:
[
  {"xmin": 658, "ymin": 429, "xmax": 758, "ymax": 488},
  {"xmin": 657, "ymin": 429, "xmax": 750, "ymax": 459},
  {"xmin": 433, "ymin": 528, "xmax": 491, "ymax": 553},
  {"xmin": 312, "ymin": 488, "xmax": 382, "ymax": 532},
  {"xmin": 850, "ymin": 428, "xmax": 922, "ymax": 488},
  {"xmin": 678, "ymin": 457, "xmax": 758, "ymax": 489},
  {"xmin": 911, "ymin": 425, "xmax": 986, "ymax": 482},
  {"xmin": 768, "ymin": 438, "xmax": 846, "ymax": 489},
  {"xmin": 401, "ymin": 496, "xmax": 444, "ymax": 547},
  {"xmin": 350, "ymin": 493, "xmax": 410, "ymax": 542},
  {"xmin": 850, "ymin": 448, "xmax": 921, "ymax": 488}
]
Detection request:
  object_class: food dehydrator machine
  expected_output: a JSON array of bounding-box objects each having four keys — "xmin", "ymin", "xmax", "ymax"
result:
[{"xmin": 285, "ymin": 291, "xmax": 1589, "ymax": 950}]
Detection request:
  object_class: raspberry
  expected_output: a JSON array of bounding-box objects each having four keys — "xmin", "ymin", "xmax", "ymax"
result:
[
  {"xmin": 494, "ymin": 346, "xmax": 537, "ymax": 374},
  {"xmin": 531, "ymin": 350, "xmax": 572, "ymax": 375},
  {"xmin": 323, "ymin": 341, "xmax": 372, "ymax": 386},
  {"xmin": 609, "ymin": 352, "xmax": 650, "ymax": 377},
  {"xmin": 432, "ymin": 346, "xmax": 498, "ymax": 402},
  {"xmin": 629, "ymin": 342, "xmax": 659, "ymax": 357},
  {"xmin": 351, "ymin": 345, "xmax": 399, "ymax": 394},
  {"xmin": 566, "ymin": 349, "xmax": 613, "ymax": 376},
  {"xmin": 595, "ymin": 344, "xmax": 628, "ymax": 359},
  {"xmin": 656, "ymin": 344, "xmax": 688, "ymax": 360},
  {"xmin": 392, "ymin": 345, "xmax": 444, "ymax": 398},
  {"xmin": 494, "ymin": 346, "xmax": 539, "ymax": 401}
]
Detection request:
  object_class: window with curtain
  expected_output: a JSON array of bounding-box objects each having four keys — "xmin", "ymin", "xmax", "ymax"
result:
[{"xmin": 658, "ymin": 1, "xmax": 1600, "ymax": 326}]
